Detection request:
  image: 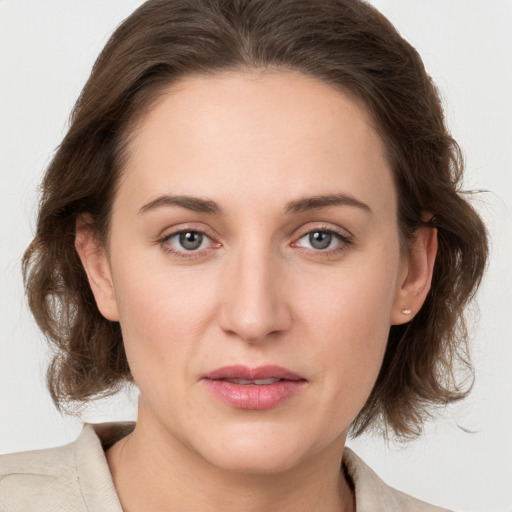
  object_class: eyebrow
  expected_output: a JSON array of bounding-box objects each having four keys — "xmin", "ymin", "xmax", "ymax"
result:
[
  {"xmin": 285, "ymin": 194, "xmax": 372, "ymax": 215},
  {"xmin": 138, "ymin": 192, "xmax": 372, "ymax": 216},
  {"xmin": 138, "ymin": 195, "xmax": 223, "ymax": 215}
]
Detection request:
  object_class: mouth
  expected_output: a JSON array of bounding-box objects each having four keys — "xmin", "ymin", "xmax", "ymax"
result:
[{"xmin": 202, "ymin": 365, "xmax": 307, "ymax": 410}]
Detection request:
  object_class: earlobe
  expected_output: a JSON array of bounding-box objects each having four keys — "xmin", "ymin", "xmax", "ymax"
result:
[
  {"xmin": 391, "ymin": 224, "xmax": 438, "ymax": 325},
  {"xmin": 75, "ymin": 217, "xmax": 119, "ymax": 322}
]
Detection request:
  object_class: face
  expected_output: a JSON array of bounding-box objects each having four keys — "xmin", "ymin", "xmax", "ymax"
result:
[{"xmin": 80, "ymin": 70, "xmax": 430, "ymax": 474}]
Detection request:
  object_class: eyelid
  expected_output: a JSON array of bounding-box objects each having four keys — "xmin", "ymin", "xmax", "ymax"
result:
[
  {"xmin": 293, "ymin": 223, "xmax": 353, "ymax": 242},
  {"xmin": 157, "ymin": 222, "xmax": 219, "ymax": 242}
]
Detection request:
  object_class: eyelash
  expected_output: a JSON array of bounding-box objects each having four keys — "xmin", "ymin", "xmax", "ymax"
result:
[{"xmin": 158, "ymin": 225, "xmax": 353, "ymax": 260}]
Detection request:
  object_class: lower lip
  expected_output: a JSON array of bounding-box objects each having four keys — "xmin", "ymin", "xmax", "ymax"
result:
[{"xmin": 203, "ymin": 379, "xmax": 306, "ymax": 410}]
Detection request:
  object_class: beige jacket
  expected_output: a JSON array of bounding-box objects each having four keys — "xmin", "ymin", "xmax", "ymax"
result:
[{"xmin": 0, "ymin": 423, "xmax": 451, "ymax": 512}]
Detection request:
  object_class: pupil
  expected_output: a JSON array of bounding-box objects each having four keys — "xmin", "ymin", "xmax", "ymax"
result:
[
  {"xmin": 309, "ymin": 231, "xmax": 332, "ymax": 249},
  {"xmin": 179, "ymin": 231, "xmax": 203, "ymax": 250}
]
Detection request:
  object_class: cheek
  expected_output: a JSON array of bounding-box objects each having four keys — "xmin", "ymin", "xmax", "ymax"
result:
[
  {"xmin": 109, "ymin": 255, "xmax": 219, "ymax": 381},
  {"xmin": 306, "ymin": 283, "xmax": 391, "ymax": 381},
  {"xmin": 292, "ymin": 249, "xmax": 400, "ymax": 403},
  {"xmin": 296, "ymin": 253, "xmax": 397, "ymax": 346}
]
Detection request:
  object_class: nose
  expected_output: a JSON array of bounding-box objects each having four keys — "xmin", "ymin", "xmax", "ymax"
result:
[{"xmin": 218, "ymin": 243, "xmax": 292, "ymax": 343}]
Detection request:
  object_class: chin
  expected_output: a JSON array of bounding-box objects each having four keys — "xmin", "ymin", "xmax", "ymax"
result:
[
  {"xmin": 207, "ymin": 445, "xmax": 304, "ymax": 475},
  {"xmin": 191, "ymin": 423, "xmax": 327, "ymax": 475}
]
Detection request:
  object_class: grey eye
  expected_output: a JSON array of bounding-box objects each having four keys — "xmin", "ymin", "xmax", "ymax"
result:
[
  {"xmin": 179, "ymin": 231, "xmax": 204, "ymax": 250},
  {"xmin": 308, "ymin": 231, "xmax": 333, "ymax": 249}
]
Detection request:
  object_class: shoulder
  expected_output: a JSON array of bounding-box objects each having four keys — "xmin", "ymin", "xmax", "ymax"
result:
[
  {"xmin": 0, "ymin": 423, "xmax": 129, "ymax": 512},
  {"xmin": 343, "ymin": 447, "xmax": 453, "ymax": 512},
  {"xmin": 390, "ymin": 488, "xmax": 453, "ymax": 512},
  {"xmin": 0, "ymin": 440, "xmax": 85, "ymax": 512}
]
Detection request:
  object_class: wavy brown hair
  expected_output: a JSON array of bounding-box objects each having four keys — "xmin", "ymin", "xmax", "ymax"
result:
[{"xmin": 23, "ymin": 0, "xmax": 488, "ymax": 439}]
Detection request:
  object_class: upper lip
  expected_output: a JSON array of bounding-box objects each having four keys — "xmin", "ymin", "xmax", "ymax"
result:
[{"xmin": 203, "ymin": 365, "xmax": 305, "ymax": 381}]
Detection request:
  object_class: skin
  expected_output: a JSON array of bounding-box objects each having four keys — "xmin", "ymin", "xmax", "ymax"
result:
[{"xmin": 76, "ymin": 70, "xmax": 437, "ymax": 512}]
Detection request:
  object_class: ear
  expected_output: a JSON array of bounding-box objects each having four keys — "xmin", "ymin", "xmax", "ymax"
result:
[
  {"xmin": 75, "ymin": 216, "xmax": 119, "ymax": 321},
  {"xmin": 390, "ymin": 221, "xmax": 438, "ymax": 325}
]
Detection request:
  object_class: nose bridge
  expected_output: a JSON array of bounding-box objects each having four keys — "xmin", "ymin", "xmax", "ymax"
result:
[{"xmin": 219, "ymin": 238, "xmax": 288, "ymax": 342}]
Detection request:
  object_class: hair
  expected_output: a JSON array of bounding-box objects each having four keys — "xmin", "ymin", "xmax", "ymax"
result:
[{"xmin": 23, "ymin": 0, "xmax": 488, "ymax": 439}]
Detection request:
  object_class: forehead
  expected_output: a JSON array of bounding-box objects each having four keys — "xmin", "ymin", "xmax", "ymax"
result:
[{"xmin": 118, "ymin": 70, "xmax": 395, "ymax": 218}]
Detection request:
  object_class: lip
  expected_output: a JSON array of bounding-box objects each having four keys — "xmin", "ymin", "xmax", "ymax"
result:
[{"xmin": 202, "ymin": 365, "xmax": 307, "ymax": 410}]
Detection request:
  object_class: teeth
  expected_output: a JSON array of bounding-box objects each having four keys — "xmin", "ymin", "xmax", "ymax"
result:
[
  {"xmin": 225, "ymin": 378, "xmax": 252, "ymax": 385},
  {"xmin": 224, "ymin": 378, "xmax": 281, "ymax": 385},
  {"xmin": 253, "ymin": 378, "xmax": 280, "ymax": 385}
]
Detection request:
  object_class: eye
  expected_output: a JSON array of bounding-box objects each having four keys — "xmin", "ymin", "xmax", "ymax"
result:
[
  {"xmin": 175, "ymin": 231, "xmax": 206, "ymax": 251},
  {"xmin": 293, "ymin": 227, "xmax": 352, "ymax": 254},
  {"xmin": 302, "ymin": 231, "xmax": 336, "ymax": 250},
  {"xmin": 160, "ymin": 229, "xmax": 218, "ymax": 258}
]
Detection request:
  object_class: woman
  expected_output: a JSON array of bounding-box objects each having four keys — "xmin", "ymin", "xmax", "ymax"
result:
[{"xmin": 0, "ymin": 0, "xmax": 488, "ymax": 510}]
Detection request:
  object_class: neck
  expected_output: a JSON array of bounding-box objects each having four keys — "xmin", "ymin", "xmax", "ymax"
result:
[{"xmin": 106, "ymin": 413, "xmax": 355, "ymax": 512}]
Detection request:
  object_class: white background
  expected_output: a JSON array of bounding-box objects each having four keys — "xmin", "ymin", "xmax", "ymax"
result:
[{"xmin": 1, "ymin": 1, "xmax": 511, "ymax": 511}]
